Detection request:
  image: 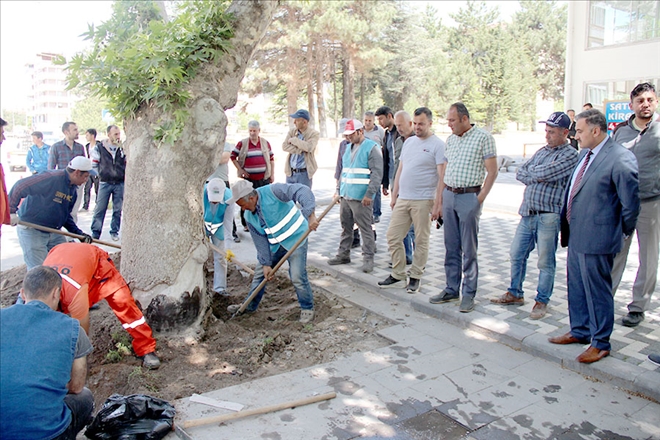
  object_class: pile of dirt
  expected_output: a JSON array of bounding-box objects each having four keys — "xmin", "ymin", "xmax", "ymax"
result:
[{"xmin": 0, "ymin": 254, "xmax": 391, "ymax": 409}]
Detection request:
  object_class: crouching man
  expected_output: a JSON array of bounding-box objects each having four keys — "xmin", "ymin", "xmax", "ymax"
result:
[
  {"xmin": 44, "ymin": 242, "xmax": 161, "ymax": 369},
  {"xmin": 1, "ymin": 266, "xmax": 95, "ymax": 439},
  {"xmin": 226, "ymin": 180, "xmax": 319, "ymax": 322}
]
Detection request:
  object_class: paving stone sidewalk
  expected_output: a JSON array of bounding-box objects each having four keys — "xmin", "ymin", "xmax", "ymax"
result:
[{"xmin": 305, "ymin": 175, "xmax": 660, "ymax": 402}]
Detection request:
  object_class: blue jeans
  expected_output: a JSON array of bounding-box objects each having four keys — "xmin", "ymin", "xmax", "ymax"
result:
[
  {"xmin": 244, "ymin": 241, "xmax": 314, "ymax": 311},
  {"xmin": 286, "ymin": 171, "xmax": 312, "ymax": 189},
  {"xmin": 443, "ymin": 190, "xmax": 481, "ymax": 297},
  {"xmin": 373, "ymin": 190, "xmax": 382, "ymax": 218},
  {"xmin": 508, "ymin": 213, "xmax": 560, "ymax": 304},
  {"xmin": 92, "ymin": 182, "xmax": 124, "ymax": 238},
  {"xmin": 404, "ymin": 225, "xmax": 415, "ymax": 263},
  {"xmin": 17, "ymin": 226, "xmax": 68, "ymax": 270}
]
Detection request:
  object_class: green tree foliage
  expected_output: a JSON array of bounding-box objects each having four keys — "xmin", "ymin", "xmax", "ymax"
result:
[
  {"xmin": 65, "ymin": 0, "xmax": 234, "ymax": 144},
  {"xmin": 71, "ymin": 95, "xmax": 112, "ymax": 134}
]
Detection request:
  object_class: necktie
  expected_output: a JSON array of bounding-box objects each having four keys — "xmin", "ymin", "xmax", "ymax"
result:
[{"xmin": 566, "ymin": 150, "xmax": 592, "ymax": 224}]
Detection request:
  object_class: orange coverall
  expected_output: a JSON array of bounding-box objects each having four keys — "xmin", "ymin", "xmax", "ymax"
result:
[{"xmin": 43, "ymin": 242, "xmax": 156, "ymax": 357}]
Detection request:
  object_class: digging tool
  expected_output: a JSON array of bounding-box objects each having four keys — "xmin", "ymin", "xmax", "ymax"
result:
[
  {"xmin": 18, "ymin": 220, "xmax": 121, "ymax": 249},
  {"xmin": 177, "ymin": 392, "xmax": 336, "ymax": 434},
  {"xmin": 207, "ymin": 241, "xmax": 254, "ymax": 275},
  {"xmin": 230, "ymin": 197, "xmax": 339, "ymax": 319}
]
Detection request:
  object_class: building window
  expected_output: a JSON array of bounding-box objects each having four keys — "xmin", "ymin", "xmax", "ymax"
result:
[
  {"xmin": 584, "ymin": 78, "xmax": 660, "ymax": 109},
  {"xmin": 588, "ymin": 1, "xmax": 660, "ymax": 48}
]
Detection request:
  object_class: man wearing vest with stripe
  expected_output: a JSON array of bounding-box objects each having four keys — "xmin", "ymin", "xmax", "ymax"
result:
[
  {"xmin": 204, "ymin": 178, "xmax": 234, "ymax": 296},
  {"xmin": 43, "ymin": 242, "xmax": 161, "ymax": 369},
  {"xmin": 328, "ymin": 119, "xmax": 383, "ymax": 273},
  {"xmin": 226, "ymin": 180, "xmax": 319, "ymax": 323},
  {"xmin": 231, "ymin": 120, "xmax": 274, "ymax": 232}
]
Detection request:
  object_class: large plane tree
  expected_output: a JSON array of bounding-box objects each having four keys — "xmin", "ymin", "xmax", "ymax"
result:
[{"xmin": 66, "ymin": 0, "xmax": 277, "ymax": 332}]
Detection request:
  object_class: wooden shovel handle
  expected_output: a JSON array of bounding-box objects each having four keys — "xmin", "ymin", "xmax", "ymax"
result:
[{"xmin": 182, "ymin": 392, "xmax": 336, "ymax": 429}]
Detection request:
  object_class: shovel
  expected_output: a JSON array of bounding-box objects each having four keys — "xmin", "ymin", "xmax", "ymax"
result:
[
  {"xmin": 230, "ymin": 196, "xmax": 339, "ymax": 319},
  {"xmin": 18, "ymin": 220, "xmax": 121, "ymax": 249}
]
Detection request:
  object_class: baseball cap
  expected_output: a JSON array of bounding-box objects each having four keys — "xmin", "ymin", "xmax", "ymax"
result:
[
  {"xmin": 207, "ymin": 178, "xmax": 226, "ymax": 203},
  {"xmin": 289, "ymin": 109, "xmax": 310, "ymax": 121},
  {"xmin": 227, "ymin": 180, "xmax": 255, "ymax": 205},
  {"xmin": 543, "ymin": 112, "xmax": 571, "ymax": 129},
  {"xmin": 342, "ymin": 119, "xmax": 364, "ymax": 135},
  {"xmin": 68, "ymin": 156, "xmax": 97, "ymax": 176}
]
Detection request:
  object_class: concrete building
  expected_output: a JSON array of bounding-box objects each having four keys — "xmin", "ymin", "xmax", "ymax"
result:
[
  {"xmin": 25, "ymin": 52, "xmax": 78, "ymax": 140},
  {"xmin": 565, "ymin": 1, "xmax": 660, "ymax": 111}
]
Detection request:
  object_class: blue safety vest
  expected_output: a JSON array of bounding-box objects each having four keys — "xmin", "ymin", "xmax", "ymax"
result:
[
  {"xmin": 340, "ymin": 138, "xmax": 377, "ymax": 200},
  {"xmin": 203, "ymin": 186, "xmax": 231, "ymax": 240},
  {"xmin": 245, "ymin": 185, "xmax": 308, "ymax": 253}
]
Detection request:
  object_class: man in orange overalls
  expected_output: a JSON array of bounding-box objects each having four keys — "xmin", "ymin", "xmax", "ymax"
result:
[{"xmin": 43, "ymin": 242, "xmax": 161, "ymax": 369}]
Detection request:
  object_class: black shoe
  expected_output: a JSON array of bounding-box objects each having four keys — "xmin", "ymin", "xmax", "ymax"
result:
[
  {"xmin": 406, "ymin": 259, "xmax": 413, "ymax": 265},
  {"xmin": 459, "ymin": 295, "xmax": 475, "ymax": 313},
  {"xmin": 406, "ymin": 278, "xmax": 420, "ymax": 293},
  {"xmin": 378, "ymin": 275, "xmax": 404, "ymax": 288},
  {"xmin": 233, "ymin": 236, "xmax": 241, "ymax": 243},
  {"xmin": 648, "ymin": 353, "xmax": 660, "ymax": 367},
  {"xmin": 622, "ymin": 312, "xmax": 645, "ymax": 327},
  {"xmin": 351, "ymin": 240, "xmax": 360, "ymax": 249},
  {"xmin": 429, "ymin": 290, "xmax": 460, "ymax": 304}
]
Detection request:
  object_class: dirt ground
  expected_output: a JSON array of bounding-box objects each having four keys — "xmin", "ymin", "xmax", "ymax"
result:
[{"xmin": 0, "ymin": 253, "xmax": 391, "ymax": 409}]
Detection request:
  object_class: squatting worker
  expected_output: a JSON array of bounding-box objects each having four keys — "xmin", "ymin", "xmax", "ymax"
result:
[
  {"xmin": 204, "ymin": 178, "xmax": 234, "ymax": 296},
  {"xmin": 1, "ymin": 266, "xmax": 94, "ymax": 439},
  {"xmin": 43, "ymin": 242, "xmax": 161, "ymax": 369},
  {"xmin": 8, "ymin": 156, "xmax": 95, "ymax": 270},
  {"xmin": 226, "ymin": 180, "xmax": 319, "ymax": 323}
]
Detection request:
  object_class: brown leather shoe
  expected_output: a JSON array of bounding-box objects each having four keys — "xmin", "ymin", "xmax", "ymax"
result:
[
  {"xmin": 576, "ymin": 346, "xmax": 610, "ymax": 364},
  {"xmin": 530, "ymin": 301, "xmax": 548, "ymax": 320},
  {"xmin": 548, "ymin": 332, "xmax": 589, "ymax": 345},
  {"xmin": 490, "ymin": 292, "xmax": 524, "ymax": 305}
]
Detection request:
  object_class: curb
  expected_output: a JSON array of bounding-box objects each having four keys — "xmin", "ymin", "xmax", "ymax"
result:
[{"xmin": 308, "ymin": 255, "xmax": 660, "ymax": 404}]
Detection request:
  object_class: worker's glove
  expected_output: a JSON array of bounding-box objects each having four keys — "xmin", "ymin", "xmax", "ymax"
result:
[
  {"xmin": 225, "ymin": 249, "xmax": 235, "ymax": 262},
  {"xmin": 10, "ymin": 214, "xmax": 19, "ymax": 226},
  {"xmin": 80, "ymin": 233, "xmax": 94, "ymax": 244}
]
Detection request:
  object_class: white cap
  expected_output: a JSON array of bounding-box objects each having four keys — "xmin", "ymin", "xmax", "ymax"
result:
[
  {"xmin": 227, "ymin": 180, "xmax": 255, "ymax": 205},
  {"xmin": 342, "ymin": 119, "xmax": 364, "ymax": 135},
  {"xmin": 68, "ymin": 156, "xmax": 97, "ymax": 176},
  {"xmin": 207, "ymin": 178, "xmax": 225, "ymax": 203}
]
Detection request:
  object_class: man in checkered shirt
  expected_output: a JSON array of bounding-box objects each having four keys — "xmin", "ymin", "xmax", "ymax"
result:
[
  {"xmin": 490, "ymin": 112, "xmax": 578, "ymax": 320},
  {"xmin": 429, "ymin": 103, "xmax": 498, "ymax": 313}
]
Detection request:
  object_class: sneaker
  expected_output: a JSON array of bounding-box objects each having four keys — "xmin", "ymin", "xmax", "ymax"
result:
[
  {"xmin": 648, "ymin": 353, "xmax": 660, "ymax": 367},
  {"xmin": 328, "ymin": 255, "xmax": 350, "ymax": 265},
  {"xmin": 361, "ymin": 260, "xmax": 374, "ymax": 273},
  {"xmin": 490, "ymin": 292, "xmax": 524, "ymax": 306},
  {"xmin": 459, "ymin": 296, "xmax": 475, "ymax": 313},
  {"xmin": 429, "ymin": 290, "xmax": 459, "ymax": 304},
  {"xmin": 233, "ymin": 236, "xmax": 241, "ymax": 243},
  {"xmin": 622, "ymin": 312, "xmax": 645, "ymax": 327},
  {"xmin": 300, "ymin": 309, "xmax": 315, "ymax": 323},
  {"xmin": 378, "ymin": 275, "xmax": 404, "ymax": 288},
  {"xmin": 110, "ymin": 233, "xmax": 119, "ymax": 241},
  {"xmin": 530, "ymin": 301, "xmax": 548, "ymax": 320},
  {"xmin": 215, "ymin": 289, "xmax": 229, "ymax": 296},
  {"xmin": 227, "ymin": 304, "xmax": 242, "ymax": 314},
  {"xmin": 406, "ymin": 277, "xmax": 420, "ymax": 293},
  {"xmin": 243, "ymin": 226, "xmax": 249, "ymax": 232},
  {"xmin": 374, "ymin": 216, "xmax": 380, "ymax": 223},
  {"xmin": 142, "ymin": 352, "xmax": 161, "ymax": 370}
]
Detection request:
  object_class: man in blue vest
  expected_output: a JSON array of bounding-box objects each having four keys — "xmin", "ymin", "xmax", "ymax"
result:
[
  {"xmin": 226, "ymin": 180, "xmax": 319, "ymax": 323},
  {"xmin": 328, "ymin": 119, "xmax": 383, "ymax": 273},
  {"xmin": 1, "ymin": 266, "xmax": 94, "ymax": 439},
  {"xmin": 204, "ymin": 178, "xmax": 234, "ymax": 295}
]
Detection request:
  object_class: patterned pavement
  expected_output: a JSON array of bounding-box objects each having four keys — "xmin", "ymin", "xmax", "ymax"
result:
[{"xmin": 304, "ymin": 171, "xmax": 659, "ymax": 391}]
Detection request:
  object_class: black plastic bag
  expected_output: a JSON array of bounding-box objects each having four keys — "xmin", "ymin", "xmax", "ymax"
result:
[{"xmin": 85, "ymin": 394, "xmax": 176, "ymax": 440}]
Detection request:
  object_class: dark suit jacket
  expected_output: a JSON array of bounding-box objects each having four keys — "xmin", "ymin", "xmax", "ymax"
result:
[{"xmin": 560, "ymin": 138, "xmax": 640, "ymax": 254}]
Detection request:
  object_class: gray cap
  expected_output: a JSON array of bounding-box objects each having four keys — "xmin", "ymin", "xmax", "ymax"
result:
[{"xmin": 227, "ymin": 180, "xmax": 255, "ymax": 205}]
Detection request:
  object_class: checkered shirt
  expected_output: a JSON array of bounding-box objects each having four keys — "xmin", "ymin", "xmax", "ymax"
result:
[
  {"xmin": 48, "ymin": 140, "xmax": 85, "ymax": 170},
  {"xmin": 516, "ymin": 142, "xmax": 579, "ymax": 216},
  {"xmin": 444, "ymin": 125, "xmax": 497, "ymax": 188}
]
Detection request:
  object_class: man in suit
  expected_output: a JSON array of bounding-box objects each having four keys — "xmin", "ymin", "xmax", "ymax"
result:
[{"xmin": 549, "ymin": 109, "xmax": 640, "ymax": 364}]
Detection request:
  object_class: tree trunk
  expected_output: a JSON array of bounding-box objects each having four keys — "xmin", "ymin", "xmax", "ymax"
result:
[
  {"xmin": 315, "ymin": 42, "xmax": 327, "ymax": 138},
  {"xmin": 120, "ymin": 0, "xmax": 277, "ymax": 335},
  {"xmin": 306, "ymin": 45, "xmax": 315, "ymax": 129},
  {"xmin": 341, "ymin": 50, "xmax": 354, "ymax": 119},
  {"xmin": 285, "ymin": 5, "xmax": 299, "ymax": 129},
  {"xmin": 359, "ymin": 74, "xmax": 365, "ymax": 118}
]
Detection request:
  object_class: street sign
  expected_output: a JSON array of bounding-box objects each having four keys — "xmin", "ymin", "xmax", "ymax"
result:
[{"xmin": 604, "ymin": 100, "xmax": 633, "ymax": 136}]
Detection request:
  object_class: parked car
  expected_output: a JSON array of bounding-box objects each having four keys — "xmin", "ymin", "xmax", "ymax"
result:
[{"xmin": 6, "ymin": 141, "xmax": 28, "ymax": 172}]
